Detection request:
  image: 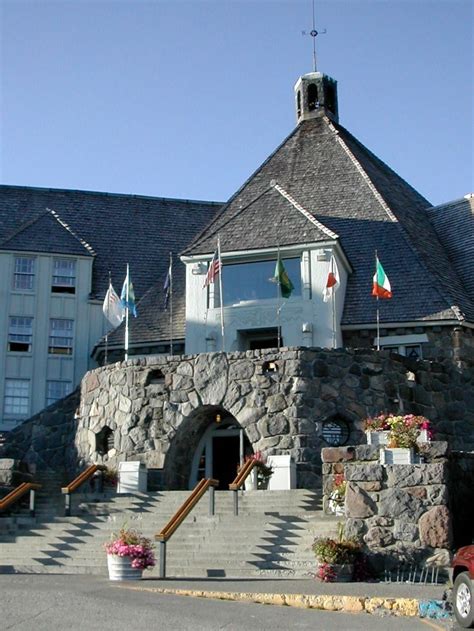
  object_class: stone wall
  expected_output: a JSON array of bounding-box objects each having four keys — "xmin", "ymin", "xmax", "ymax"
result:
[
  {"xmin": 322, "ymin": 443, "xmax": 452, "ymax": 569},
  {"xmin": 343, "ymin": 324, "xmax": 474, "ymax": 366},
  {"xmin": 2, "ymin": 346, "xmax": 474, "ymax": 487},
  {"xmin": 0, "ymin": 459, "xmax": 33, "ymax": 499},
  {"xmin": 2, "ymin": 389, "xmax": 80, "ymax": 474}
]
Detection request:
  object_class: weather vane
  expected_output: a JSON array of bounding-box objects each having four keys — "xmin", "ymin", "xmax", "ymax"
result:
[{"xmin": 302, "ymin": 0, "xmax": 326, "ymax": 72}]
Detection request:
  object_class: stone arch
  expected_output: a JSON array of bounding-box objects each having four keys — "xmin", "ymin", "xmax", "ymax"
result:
[{"xmin": 162, "ymin": 405, "xmax": 250, "ymax": 490}]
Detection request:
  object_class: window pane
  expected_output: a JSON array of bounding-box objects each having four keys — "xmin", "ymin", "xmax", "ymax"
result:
[
  {"xmin": 4, "ymin": 379, "xmax": 30, "ymax": 416},
  {"xmin": 222, "ymin": 258, "xmax": 301, "ymax": 306},
  {"xmin": 52, "ymin": 259, "xmax": 76, "ymax": 293},
  {"xmin": 13, "ymin": 257, "xmax": 35, "ymax": 291},
  {"xmin": 46, "ymin": 381, "xmax": 72, "ymax": 406},
  {"xmin": 8, "ymin": 317, "xmax": 33, "ymax": 352},
  {"xmin": 49, "ymin": 319, "xmax": 74, "ymax": 355}
]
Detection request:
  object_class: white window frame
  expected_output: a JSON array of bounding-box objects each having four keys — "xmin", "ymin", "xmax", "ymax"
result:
[
  {"xmin": 52, "ymin": 259, "xmax": 76, "ymax": 293},
  {"xmin": 13, "ymin": 256, "xmax": 35, "ymax": 291},
  {"xmin": 48, "ymin": 319, "xmax": 74, "ymax": 355},
  {"xmin": 375, "ymin": 333, "xmax": 428, "ymax": 358},
  {"xmin": 8, "ymin": 316, "xmax": 33, "ymax": 353},
  {"xmin": 46, "ymin": 380, "xmax": 72, "ymax": 406},
  {"xmin": 3, "ymin": 379, "xmax": 30, "ymax": 417}
]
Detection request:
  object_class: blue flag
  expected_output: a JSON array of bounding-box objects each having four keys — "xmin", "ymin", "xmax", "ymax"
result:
[{"xmin": 120, "ymin": 267, "xmax": 137, "ymax": 317}]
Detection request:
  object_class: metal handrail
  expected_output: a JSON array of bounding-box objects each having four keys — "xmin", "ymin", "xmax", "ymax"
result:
[
  {"xmin": 229, "ymin": 459, "xmax": 257, "ymax": 515},
  {"xmin": 0, "ymin": 482, "xmax": 42, "ymax": 517},
  {"xmin": 155, "ymin": 478, "xmax": 219, "ymax": 578},
  {"xmin": 61, "ymin": 464, "xmax": 104, "ymax": 515}
]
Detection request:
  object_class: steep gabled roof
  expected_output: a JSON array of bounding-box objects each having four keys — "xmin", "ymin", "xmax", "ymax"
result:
[
  {"xmin": 184, "ymin": 115, "xmax": 474, "ymax": 325},
  {"xmin": 0, "ymin": 208, "xmax": 95, "ymax": 257}
]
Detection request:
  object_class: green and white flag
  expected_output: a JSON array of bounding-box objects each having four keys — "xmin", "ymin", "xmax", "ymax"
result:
[{"xmin": 273, "ymin": 258, "xmax": 294, "ymax": 299}]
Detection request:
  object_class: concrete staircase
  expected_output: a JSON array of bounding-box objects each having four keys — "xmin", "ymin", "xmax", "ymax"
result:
[{"xmin": 0, "ymin": 489, "xmax": 341, "ymax": 578}]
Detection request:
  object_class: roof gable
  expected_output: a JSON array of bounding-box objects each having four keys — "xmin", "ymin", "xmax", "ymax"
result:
[
  {"xmin": 0, "ymin": 209, "xmax": 94, "ymax": 257},
  {"xmin": 184, "ymin": 116, "xmax": 473, "ymax": 325}
]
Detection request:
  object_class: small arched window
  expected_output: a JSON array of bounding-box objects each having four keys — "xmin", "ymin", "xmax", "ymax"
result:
[
  {"xmin": 297, "ymin": 90, "xmax": 302, "ymax": 118},
  {"xmin": 307, "ymin": 84, "xmax": 319, "ymax": 111},
  {"xmin": 96, "ymin": 425, "xmax": 114, "ymax": 456}
]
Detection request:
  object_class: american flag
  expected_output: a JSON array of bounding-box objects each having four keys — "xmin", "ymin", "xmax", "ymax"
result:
[{"xmin": 203, "ymin": 250, "xmax": 221, "ymax": 288}]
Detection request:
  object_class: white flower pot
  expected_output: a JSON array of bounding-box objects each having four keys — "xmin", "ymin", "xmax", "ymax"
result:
[
  {"xmin": 380, "ymin": 447, "xmax": 415, "ymax": 465},
  {"xmin": 366, "ymin": 430, "xmax": 390, "ymax": 446},
  {"xmin": 244, "ymin": 468, "xmax": 258, "ymax": 491},
  {"xmin": 107, "ymin": 555, "xmax": 143, "ymax": 581},
  {"xmin": 417, "ymin": 429, "xmax": 430, "ymax": 443}
]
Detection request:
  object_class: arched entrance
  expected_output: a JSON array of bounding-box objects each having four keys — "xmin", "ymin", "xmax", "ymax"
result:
[{"xmin": 163, "ymin": 405, "xmax": 251, "ymax": 490}]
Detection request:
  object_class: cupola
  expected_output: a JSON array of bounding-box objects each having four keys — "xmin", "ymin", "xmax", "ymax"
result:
[{"xmin": 294, "ymin": 72, "xmax": 338, "ymax": 124}]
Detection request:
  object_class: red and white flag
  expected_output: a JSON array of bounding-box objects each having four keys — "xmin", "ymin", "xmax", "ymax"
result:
[
  {"xmin": 203, "ymin": 249, "xmax": 221, "ymax": 288},
  {"xmin": 323, "ymin": 256, "xmax": 340, "ymax": 302}
]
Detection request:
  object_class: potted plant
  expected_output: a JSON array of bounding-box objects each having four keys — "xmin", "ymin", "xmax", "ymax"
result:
[
  {"xmin": 312, "ymin": 524, "xmax": 360, "ymax": 582},
  {"xmin": 243, "ymin": 451, "xmax": 274, "ymax": 490},
  {"xmin": 364, "ymin": 413, "xmax": 392, "ymax": 445},
  {"xmin": 104, "ymin": 525, "xmax": 155, "ymax": 580},
  {"xmin": 371, "ymin": 414, "xmax": 433, "ymax": 464},
  {"xmin": 327, "ymin": 473, "xmax": 346, "ymax": 516}
]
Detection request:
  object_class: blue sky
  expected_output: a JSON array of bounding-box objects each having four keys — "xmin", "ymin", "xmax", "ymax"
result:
[{"xmin": 1, "ymin": 0, "xmax": 472, "ymax": 206}]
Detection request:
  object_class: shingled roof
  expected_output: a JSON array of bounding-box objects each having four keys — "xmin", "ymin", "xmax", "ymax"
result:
[
  {"xmin": 427, "ymin": 195, "xmax": 474, "ymax": 304},
  {"xmin": 0, "ymin": 185, "xmax": 221, "ymax": 347},
  {"xmin": 184, "ymin": 115, "xmax": 474, "ymax": 325}
]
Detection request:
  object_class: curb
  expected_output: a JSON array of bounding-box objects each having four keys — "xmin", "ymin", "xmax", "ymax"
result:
[{"xmin": 117, "ymin": 584, "xmax": 451, "ymax": 620}]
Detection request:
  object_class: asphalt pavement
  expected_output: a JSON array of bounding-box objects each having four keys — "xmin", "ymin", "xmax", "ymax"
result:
[{"xmin": 0, "ymin": 574, "xmax": 454, "ymax": 631}]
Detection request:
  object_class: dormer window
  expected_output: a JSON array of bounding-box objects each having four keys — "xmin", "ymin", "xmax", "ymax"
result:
[
  {"xmin": 220, "ymin": 258, "xmax": 301, "ymax": 306},
  {"xmin": 52, "ymin": 259, "xmax": 76, "ymax": 294}
]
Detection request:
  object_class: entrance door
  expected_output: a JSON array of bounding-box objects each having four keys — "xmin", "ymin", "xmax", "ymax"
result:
[{"xmin": 212, "ymin": 435, "xmax": 240, "ymax": 490}]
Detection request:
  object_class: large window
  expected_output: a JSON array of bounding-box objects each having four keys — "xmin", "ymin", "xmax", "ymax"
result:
[
  {"xmin": 221, "ymin": 258, "xmax": 301, "ymax": 306},
  {"xmin": 46, "ymin": 381, "xmax": 72, "ymax": 406},
  {"xmin": 49, "ymin": 319, "xmax": 74, "ymax": 355},
  {"xmin": 4, "ymin": 379, "xmax": 30, "ymax": 416},
  {"xmin": 8, "ymin": 316, "xmax": 33, "ymax": 353},
  {"xmin": 13, "ymin": 257, "xmax": 35, "ymax": 291},
  {"xmin": 52, "ymin": 259, "xmax": 76, "ymax": 293}
]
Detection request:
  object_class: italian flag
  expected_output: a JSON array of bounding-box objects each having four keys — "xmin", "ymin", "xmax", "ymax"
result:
[{"xmin": 372, "ymin": 257, "xmax": 392, "ymax": 299}]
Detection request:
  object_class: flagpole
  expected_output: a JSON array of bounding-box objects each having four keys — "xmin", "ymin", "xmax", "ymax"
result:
[
  {"xmin": 124, "ymin": 263, "xmax": 129, "ymax": 361},
  {"xmin": 105, "ymin": 271, "xmax": 111, "ymax": 365},
  {"xmin": 375, "ymin": 251, "xmax": 380, "ymax": 351},
  {"xmin": 277, "ymin": 246, "xmax": 281, "ymax": 349},
  {"xmin": 331, "ymin": 282, "xmax": 336, "ymax": 349},
  {"xmin": 218, "ymin": 236, "xmax": 225, "ymax": 351},
  {"xmin": 169, "ymin": 252, "xmax": 173, "ymax": 356}
]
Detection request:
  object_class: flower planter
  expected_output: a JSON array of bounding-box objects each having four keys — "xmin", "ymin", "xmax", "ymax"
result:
[
  {"xmin": 107, "ymin": 555, "xmax": 143, "ymax": 581},
  {"xmin": 316, "ymin": 562, "xmax": 354, "ymax": 582},
  {"xmin": 417, "ymin": 429, "xmax": 430, "ymax": 443},
  {"xmin": 244, "ymin": 469, "xmax": 258, "ymax": 491},
  {"xmin": 379, "ymin": 447, "xmax": 415, "ymax": 465},
  {"xmin": 366, "ymin": 430, "xmax": 390, "ymax": 446}
]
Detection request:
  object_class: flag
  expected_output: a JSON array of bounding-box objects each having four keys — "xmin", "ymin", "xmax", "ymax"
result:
[
  {"xmin": 203, "ymin": 250, "xmax": 221, "ymax": 288},
  {"xmin": 372, "ymin": 256, "xmax": 392, "ymax": 299},
  {"xmin": 323, "ymin": 256, "xmax": 340, "ymax": 302},
  {"xmin": 120, "ymin": 268, "xmax": 138, "ymax": 316},
  {"xmin": 163, "ymin": 261, "xmax": 171, "ymax": 310},
  {"xmin": 273, "ymin": 257, "xmax": 294, "ymax": 299},
  {"xmin": 102, "ymin": 283, "xmax": 125, "ymax": 328}
]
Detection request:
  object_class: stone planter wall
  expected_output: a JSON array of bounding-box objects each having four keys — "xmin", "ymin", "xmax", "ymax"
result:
[{"xmin": 322, "ymin": 442, "xmax": 452, "ymax": 570}]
